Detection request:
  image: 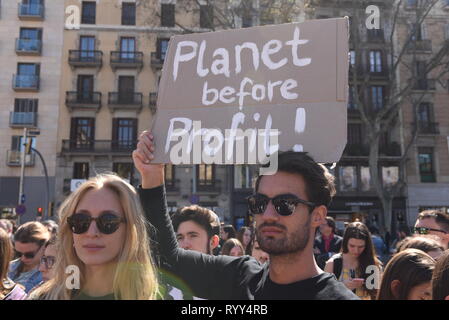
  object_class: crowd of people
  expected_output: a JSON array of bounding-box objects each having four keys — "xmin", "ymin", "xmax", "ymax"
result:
[{"xmin": 0, "ymin": 130, "xmax": 448, "ymax": 300}]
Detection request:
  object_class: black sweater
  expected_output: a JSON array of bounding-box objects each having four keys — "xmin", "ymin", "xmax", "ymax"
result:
[{"xmin": 139, "ymin": 185, "xmax": 359, "ymax": 300}]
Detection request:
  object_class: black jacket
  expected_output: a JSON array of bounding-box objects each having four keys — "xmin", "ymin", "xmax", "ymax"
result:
[{"xmin": 314, "ymin": 234, "xmax": 343, "ymax": 269}]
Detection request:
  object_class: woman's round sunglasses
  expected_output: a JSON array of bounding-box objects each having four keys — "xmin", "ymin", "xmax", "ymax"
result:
[
  {"xmin": 247, "ymin": 193, "xmax": 316, "ymax": 216},
  {"xmin": 67, "ymin": 212, "xmax": 126, "ymax": 235}
]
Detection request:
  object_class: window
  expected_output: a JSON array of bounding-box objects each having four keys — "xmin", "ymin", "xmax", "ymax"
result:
[
  {"xmin": 360, "ymin": 167, "xmax": 371, "ymax": 191},
  {"xmin": 410, "ymin": 23, "xmax": 426, "ymax": 41},
  {"xmin": 349, "ymin": 50, "xmax": 356, "ymax": 66},
  {"xmin": 16, "ymin": 63, "xmax": 39, "ymax": 88},
  {"xmin": 371, "ymin": 86, "xmax": 384, "ymax": 110},
  {"xmin": 418, "ymin": 103, "xmax": 432, "ymax": 123},
  {"xmin": 79, "ymin": 36, "xmax": 95, "ymax": 61},
  {"xmin": 118, "ymin": 76, "xmax": 135, "ymax": 102},
  {"xmin": 165, "ymin": 164, "xmax": 175, "ymax": 187},
  {"xmin": 234, "ymin": 165, "xmax": 254, "ymax": 189},
  {"xmin": 77, "ymin": 75, "xmax": 94, "ymax": 101},
  {"xmin": 122, "ymin": 2, "xmax": 136, "ymax": 25},
  {"xmin": 382, "ymin": 166, "xmax": 399, "ymax": 189},
  {"xmin": 113, "ymin": 163, "xmax": 134, "ymax": 184},
  {"xmin": 348, "ymin": 86, "xmax": 358, "ymax": 109},
  {"xmin": 70, "ymin": 118, "xmax": 95, "ymax": 149},
  {"xmin": 112, "ymin": 118, "xmax": 137, "ymax": 150},
  {"xmin": 11, "ymin": 135, "xmax": 36, "ymax": 152},
  {"xmin": 348, "ymin": 123, "xmax": 362, "ymax": 145},
  {"xmin": 73, "ymin": 163, "xmax": 89, "ymax": 179},
  {"xmin": 406, "ymin": 0, "xmax": 417, "ymax": 8},
  {"xmin": 161, "ymin": 4, "xmax": 175, "ymax": 27},
  {"xmin": 418, "ymin": 148, "xmax": 436, "ymax": 182},
  {"xmin": 200, "ymin": 4, "xmax": 213, "ymax": 29},
  {"xmin": 369, "ymin": 51, "xmax": 382, "ymax": 73},
  {"xmin": 242, "ymin": 15, "xmax": 252, "ymax": 28},
  {"xmin": 20, "ymin": 0, "xmax": 43, "ymax": 16},
  {"xmin": 18, "ymin": 63, "xmax": 39, "ymax": 76},
  {"xmin": 339, "ymin": 166, "xmax": 357, "ymax": 192},
  {"xmin": 14, "ymin": 99, "xmax": 38, "ymax": 113},
  {"xmin": 197, "ymin": 164, "xmax": 215, "ymax": 187},
  {"xmin": 18, "ymin": 28, "xmax": 42, "ymax": 51},
  {"xmin": 120, "ymin": 37, "xmax": 136, "ymax": 60},
  {"xmin": 157, "ymin": 38, "xmax": 170, "ymax": 61},
  {"xmin": 367, "ymin": 29, "xmax": 384, "ymax": 41},
  {"xmin": 81, "ymin": 1, "xmax": 96, "ymax": 24}
]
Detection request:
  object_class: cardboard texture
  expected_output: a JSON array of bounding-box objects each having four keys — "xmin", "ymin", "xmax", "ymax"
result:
[{"xmin": 151, "ymin": 18, "xmax": 349, "ymax": 164}]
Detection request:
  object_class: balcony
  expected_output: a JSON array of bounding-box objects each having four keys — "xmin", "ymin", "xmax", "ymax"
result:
[
  {"xmin": 68, "ymin": 50, "xmax": 103, "ymax": 68},
  {"xmin": 151, "ymin": 52, "xmax": 164, "ymax": 69},
  {"xmin": 414, "ymin": 121, "xmax": 439, "ymax": 135},
  {"xmin": 16, "ymin": 39, "xmax": 42, "ymax": 55},
  {"xmin": 61, "ymin": 140, "xmax": 137, "ymax": 155},
  {"xmin": 110, "ymin": 51, "xmax": 143, "ymax": 70},
  {"xmin": 149, "ymin": 92, "xmax": 157, "ymax": 113},
  {"xmin": 412, "ymin": 79, "xmax": 436, "ymax": 91},
  {"xmin": 18, "ymin": 3, "xmax": 44, "ymax": 20},
  {"xmin": 407, "ymin": 39, "xmax": 432, "ymax": 53},
  {"xmin": 344, "ymin": 144, "xmax": 370, "ymax": 157},
  {"xmin": 6, "ymin": 150, "xmax": 35, "ymax": 167},
  {"xmin": 12, "ymin": 74, "xmax": 39, "ymax": 91},
  {"xmin": 9, "ymin": 112, "xmax": 38, "ymax": 128},
  {"xmin": 65, "ymin": 91, "xmax": 102, "ymax": 112},
  {"xmin": 195, "ymin": 180, "xmax": 222, "ymax": 194},
  {"xmin": 108, "ymin": 92, "xmax": 143, "ymax": 112}
]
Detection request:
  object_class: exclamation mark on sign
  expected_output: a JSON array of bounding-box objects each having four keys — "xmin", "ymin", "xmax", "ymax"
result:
[{"xmin": 293, "ymin": 108, "xmax": 305, "ymax": 152}]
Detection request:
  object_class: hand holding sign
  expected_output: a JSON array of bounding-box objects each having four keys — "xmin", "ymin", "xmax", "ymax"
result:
[{"xmin": 132, "ymin": 131, "xmax": 164, "ymax": 189}]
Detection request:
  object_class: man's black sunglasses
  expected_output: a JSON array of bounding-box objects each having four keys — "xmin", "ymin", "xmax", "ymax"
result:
[
  {"xmin": 15, "ymin": 248, "xmax": 40, "ymax": 259},
  {"xmin": 67, "ymin": 212, "xmax": 126, "ymax": 235},
  {"xmin": 413, "ymin": 227, "xmax": 448, "ymax": 235},
  {"xmin": 247, "ymin": 193, "xmax": 317, "ymax": 216}
]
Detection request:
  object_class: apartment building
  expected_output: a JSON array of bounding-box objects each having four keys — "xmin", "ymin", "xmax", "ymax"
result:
[
  {"xmin": 0, "ymin": 0, "xmax": 65, "ymax": 222},
  {"xmin": 399, "ymin": 0, "xmax": 449, "ymax": 221}
]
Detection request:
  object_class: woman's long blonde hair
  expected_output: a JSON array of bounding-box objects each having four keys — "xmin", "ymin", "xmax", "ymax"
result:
[{"xmin": 33, "ymin": 174, "xmax": 159, "ymax": 300}]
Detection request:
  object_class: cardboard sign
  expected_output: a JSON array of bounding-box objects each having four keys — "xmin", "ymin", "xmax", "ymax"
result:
[{"xmin": 152, "ymin": 18, "xmax": 349, "ymax": 164}]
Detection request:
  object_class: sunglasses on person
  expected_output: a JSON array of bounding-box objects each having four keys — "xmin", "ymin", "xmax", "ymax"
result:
[
  {"xmin": 40, "ymin": 255, "xmax": 56, "ymax": 269},
  {"xmin": 413, "ymin": 227, "xmax": 448, "ymax": 235},
  {"xmin": 15, "ymin": 246, "xmax": 42, "ymax": 260},
  {"xmin": 247, "ymin": 193, "xmax": 317, "ymax": 216},
  {"xmin": 67, "ymin": 212, "xmax": 126, "ymax": 235}
]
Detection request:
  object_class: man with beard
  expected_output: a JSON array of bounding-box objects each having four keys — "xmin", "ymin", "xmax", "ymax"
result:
[{"xmin": 134, "ymin": 131, "xmax": 357, "ymax": 300}]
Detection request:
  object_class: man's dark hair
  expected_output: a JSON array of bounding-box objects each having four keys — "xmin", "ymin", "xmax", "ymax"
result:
[
  {"xmin": 417, "ymin": 210, "xmax": 449, "ymax": 233},
  {"xmin": 255, "ymin": 151, "xmax": 336, "ymax": 208},
  {"xmin": 172, "ymin": 205, "xmax": 220, "ymax": 239},
  {"xmin": 222, "ymin": 225, "xmax": 236, "ymax": 238},
  {"xmin": 325, "ymin": 216, "xmax": 336, "ymax": 233}
]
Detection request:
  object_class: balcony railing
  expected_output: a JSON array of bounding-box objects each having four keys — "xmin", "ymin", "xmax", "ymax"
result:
[
  {"xmin": 12, "ymin": 74, "xmax": 40, "ymax": 91},
  {"xmin": 61, "ymin": 140, "xmax": 137, "ymax": 154},
  {"xmin": 151, "ymin": 52, "xmax": 164, "ymax": 69},
  {"xmin": 6, "ymin": 150, "xmax": 35, "ymax": 167},
  {"xmin": 68, "ymin": 50, "xmax": 103, "ymax": 68},
  {"xmin": 110, "ymin": 51, "xmax": 143, "ymax": 69},
  {"xmin": 9, "ymin": 112, "xmax": 38, "ymax": 128},
  {"xmin": 414, "ymin": 121, "xmax": 439, "ymax": 135},
  {"xmin": 407, "ymin": 39, "xmax": 432, "ymax": 52},
  {"xmin": 413, "ymin": 79, "xmax": 436, "ymax": 91},
  {"xmin": 16, "ymin": 39, "xmax": 42, "ymax": 55},
  {"xmin": 65, "ymin": 91, "xmax": 102, "ymax": 112},
  {"xmin": 108, "ymin": 92, "xmax": 143, "ymax": 111},
  {"xmin": 18, "ymin": 3, "xmax": 44, "ymax": 20}
]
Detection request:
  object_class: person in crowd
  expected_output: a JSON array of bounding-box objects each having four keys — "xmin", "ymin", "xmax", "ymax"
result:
[
  {"xmin": 29, "ymin": 174, "xmax": 160, "ymax": 300},
  {"xmin": 221, "ymin": 238, "xmax": 245, "ymax": 257},
  {"xmin": 377, "ymin": 248, "xmax": 435, "ymax": 300},
  {"xmin": 8, "ymin": 222, "xmax": 50, "ymax": 293},
  {"xmin": 397, "ymin": 236, "xmax": 444, "ymax": 260},
  {"xmin": 41, "ymin": 220, "xmax": 59, "ymax": 237},
  {"xmin": 0, "ymin": 229, "xmax": 27, "ymax": 300},
  {"xmin": 324, "ymin": 222, "xmax": 382, "ymax": 300},
  {"xmin": 133, "ymin": 131, "xmax": 358, "ymax": 300},
  {"xmin": 389, "ymin": 224, "xmax": 410, "ymax": 254},
  {"xmin": 432, "ymin": 250, "xmax": 449, "ymax": 300},
  {"xmin": 251, "ymin": 238, "xmax": 269, "ymax": 264},
  {"xmin": 0, "ymin": 219, "xmax": 14, "ymax": 238},
  {"xmin": 314, "ymin": 216, "xmax": 343, "ymax": 269},
  {"xmin": 368, "ymin": 226, "xmax": 388, "ymax": 263},
  {"xmin": 413, "ymin": 210, "xmax": 449, "ymax": 249},
  {"xmin": 237, "ymin": 226, "xmax": 252, "ymax": 255},
  {"xmin": 220, "ymin": 225, "xmax": 236, "ymax": 246},
  {"xmin": 171, "ymin": 205, "xmax": 220, "ymax": 255},
  {"xmin": 38, "ymin": 236, "xmax": 58, "ymax": 282}
]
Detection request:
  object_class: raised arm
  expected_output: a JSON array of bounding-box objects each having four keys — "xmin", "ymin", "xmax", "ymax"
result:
[{"xmin": 132, "ymin": 131, "xmax": 258, "ymax": 299}]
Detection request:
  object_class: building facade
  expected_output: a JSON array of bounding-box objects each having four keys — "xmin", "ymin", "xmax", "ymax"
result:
[{"xmin": 0, "ymin": 0, "xmax": 65, "ymax": 222}]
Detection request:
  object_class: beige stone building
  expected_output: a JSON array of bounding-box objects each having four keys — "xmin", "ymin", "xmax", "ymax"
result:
[
  {"xmin": 398, "ymin": 1, "xmax": 449, "ymax": 220},
  {"xmin": 0, "ymin": 0, "xmax": 65, "ymax": 221}
]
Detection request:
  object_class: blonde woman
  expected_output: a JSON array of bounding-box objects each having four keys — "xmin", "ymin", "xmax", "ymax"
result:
[{"xmin": 30, "ymin": 174, "xmax": 159, "ymax": 300}]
